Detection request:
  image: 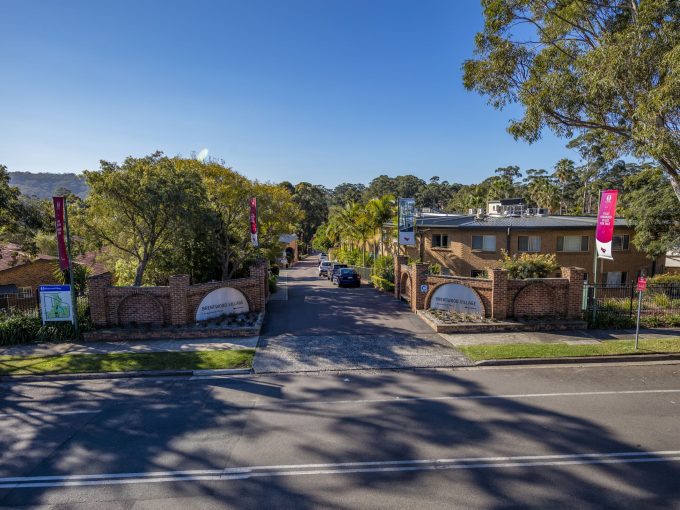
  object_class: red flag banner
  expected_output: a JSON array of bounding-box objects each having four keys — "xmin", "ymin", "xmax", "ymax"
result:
[
  {"xmin": 595, "ymin": 190, "xmax": 618, "ymax": 260},
  {"xmin": 52, "ymin": 197, "xmax": 70, "ymax": 270},
  {"xmin": 249, "ymin": 197, "xmax": 258, "ymax": 247}
]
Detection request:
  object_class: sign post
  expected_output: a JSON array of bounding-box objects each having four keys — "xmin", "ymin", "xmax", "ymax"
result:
[
  {"xmin": 634, "ymin": 276, "xmax": 647, "ymax": 350},
  {"xmin": 592, "ymin": 189, "xmax": 619, "ymax": 322},
  {"xmin": 53, "ymin": 197, "xmax": 79, "ymax": 339},
  {"xmin": 398, "ymin": 198, "xmax": 416, "ymax": 247},
  {"xmin": 249, "ymin": 197, "xmax": 258, "ymax": 248}
]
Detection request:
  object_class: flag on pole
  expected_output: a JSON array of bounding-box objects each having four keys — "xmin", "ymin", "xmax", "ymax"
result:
[
  {"xmin": 249, "ymin": 197, "xmax": 258, "ymax": 247},
  {"xmin": 595, "ymin": 190, "xmax": 618, "ymax": 260},
  {"xmin": 52, "ymin": 197, "xmax": 70, "ymax": 270}
]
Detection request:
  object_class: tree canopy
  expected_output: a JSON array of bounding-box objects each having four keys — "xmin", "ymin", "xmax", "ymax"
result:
[{"xmin": 464, "ymin": 0, "xmax": 680, "ymax": 203}]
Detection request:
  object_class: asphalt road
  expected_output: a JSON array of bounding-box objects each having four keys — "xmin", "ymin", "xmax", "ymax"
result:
[
  {"xmin": 255, "ymin": 257, "xmax": 469, "ymax": 372},
  {"xmin": 1, "ymin": 363, "xmax": 679, "ymax": 509}
]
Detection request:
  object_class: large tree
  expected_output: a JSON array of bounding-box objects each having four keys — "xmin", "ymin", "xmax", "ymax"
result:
[
  {"xmin": 464, "ymin": 0, "xmax": 680, "ymax": 203},
  {"xmin": 290, "ymin": 182, "xmax": 329, "ymax": 246},
  {"xmin": 82, "ymin": 153, "xmax": 206, "ymax": 286}
]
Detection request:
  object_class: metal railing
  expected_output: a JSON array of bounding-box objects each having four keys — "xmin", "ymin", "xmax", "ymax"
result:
[
  {"xmin": 0, "ymin": 292, "xmax": 89, "ymax": 320},
  {"xmin": 583, "ymin": 283, "xmax": 680, "ymax": 323}
]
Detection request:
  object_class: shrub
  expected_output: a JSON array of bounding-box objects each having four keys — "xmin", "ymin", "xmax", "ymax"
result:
[
  {"xmin": 268, "ymin": 274, "xmax": 278, "ymax": 294},
  {"xmin": 0, "ymin": 301, "xmax": 91, "ymax": 346},
  {"xmin": 501, "ymin": 251, "xmax": 559, "ymax": 279},
  {"xmin": 373, "ymin": 255, "xmax": 394, "ymax": 283},
  {"xmin": 428, "ymin": 263, "xmax": 441, "ymax": 275},
  {"xmin": 371, "ymin": 275, "xmax": 395, "ymax": 292},
  {"xmin": 649, "ymin": 273, "xmax": 680, "ymax": 284}
]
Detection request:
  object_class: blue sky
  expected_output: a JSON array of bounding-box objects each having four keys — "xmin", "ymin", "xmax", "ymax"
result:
[{"xmin": 1, "ymin": 0, "xmax": 583, "ymax": 187}]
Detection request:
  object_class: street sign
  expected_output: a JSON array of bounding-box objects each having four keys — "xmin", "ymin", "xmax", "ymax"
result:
[
  {"xmin": 634, "ymin": 276, "xmax": 647, "ymax": 350},
  {"xmin": 637, "ymin": 276, "xmax": 647, "ymax": 292},
  {"xmin": 39, "ymin": 285, "xmax": 74, "ymax": 323},
  {"xmin": 420, "ymin": 284, "xmax": 428, "ymax": 293}
]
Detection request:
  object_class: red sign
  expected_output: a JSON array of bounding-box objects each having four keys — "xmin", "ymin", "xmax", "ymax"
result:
[
  {"xmin": 52, "ymin": 197, "xmax": 70, "ymax": 271},
  {"xmin": 595, "ymin": 190, "xmax": 618, "ymax": 260},
  {"xmin": 637, "ymin": 277, "xmax": 647, "ymax": 292},
  {"xmin": 249, "ymin": 197, "xmax": 258, "ymax": 247}
]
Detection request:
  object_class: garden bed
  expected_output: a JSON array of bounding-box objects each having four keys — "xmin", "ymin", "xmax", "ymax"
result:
[{"xmin": 418, "ymin": 310, "xmax": 586, "ymax": 334}]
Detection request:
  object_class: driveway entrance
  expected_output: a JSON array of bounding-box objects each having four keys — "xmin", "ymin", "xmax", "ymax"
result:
[{"xmin": 254, "ymin": 257, "xmax": 470, "ymax": 372}]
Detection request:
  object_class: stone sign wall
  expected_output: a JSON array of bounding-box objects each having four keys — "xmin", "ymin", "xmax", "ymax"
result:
[
  {"xmin": 394, "ymin": 255, "xmax": 584, "ymax": 320},
  {"xmin": 88, "ymin": 261, "xmax": 268, "ymax": 328}
]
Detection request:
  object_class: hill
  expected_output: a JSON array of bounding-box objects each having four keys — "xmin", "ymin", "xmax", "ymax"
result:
[{"xmin": 9, "ymin": 172, "xmax": 89, "ymax": 198}]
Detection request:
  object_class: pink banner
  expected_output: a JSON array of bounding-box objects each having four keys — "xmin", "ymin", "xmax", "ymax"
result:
[
  {"xmin": 52, "ymin": 197, "xmax": 70, "ymax": 271},
  {"xmin": 595, "ymin": 190, "xmax": 618, "ymax": 260},
  {"xmin": 249, "ymin": 197, "xmax": 258, "ymax": 247}
]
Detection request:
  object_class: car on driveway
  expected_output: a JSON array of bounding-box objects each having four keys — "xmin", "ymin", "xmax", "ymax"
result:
[
  {"xmin": 328, "ymin": 263, "xmax": 348, "ymax": 281},
  {"xmin": 333, "ymin": 268, "xmax": 361, "ymax": 288},
  {"xmin": 318, "ymin": 260, "xmax": 332, "ymax": 277}
]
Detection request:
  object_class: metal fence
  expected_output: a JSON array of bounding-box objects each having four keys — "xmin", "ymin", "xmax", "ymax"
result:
[
  {"xmin": 583, "ymin": 283, "xmax": 680, "ymax": 323},
  {"xmin": 0, "ymin": 292, "xmax": 89, "ymax": 320},
  {"xmin": 351, "ymin": 266, "xmax": 374, "ymax": 282}
]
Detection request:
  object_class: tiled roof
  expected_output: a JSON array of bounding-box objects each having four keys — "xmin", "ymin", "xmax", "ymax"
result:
[
  {"xmin": 0, "ymin": 244, "xmax": 56, "ymax": 272},
  {"xmin": 416, "ymin": 214, "xmax": 630, "ymax": 230}
]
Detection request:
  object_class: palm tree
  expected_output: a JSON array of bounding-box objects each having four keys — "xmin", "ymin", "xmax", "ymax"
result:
[{"xmin": 366, "ymin": 194, "xmax": 395, "ymax": 256}]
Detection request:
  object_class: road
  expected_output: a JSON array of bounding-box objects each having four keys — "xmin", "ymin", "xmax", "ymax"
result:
[
  {"xmin": 254, "ymin": 257, "xmax": 469, "ymax": 372},
  {"xmin": 1, "ymin": 363, "xmax": 679, "ymax": 508}
]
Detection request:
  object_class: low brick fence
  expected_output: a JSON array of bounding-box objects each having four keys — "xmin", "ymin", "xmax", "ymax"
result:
[
  {"xmin": 394, "ymin": 255, "xmax": 584, "ymax": 320},
  {"xmin": 87, "ymin": 261, "xmax": 269, "ymax": 328}
]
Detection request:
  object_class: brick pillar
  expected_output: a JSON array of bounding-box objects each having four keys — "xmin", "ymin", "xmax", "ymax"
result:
[
  {"xmin": 249, "ymin": 261, "xmax": 268, "ymax": 311},
  {"xmin": 561, "ymin": 266, "xmax": 585, "ymax": 319},
  {"xmin": 489, "ymin": 268, "xmax": 508, "ymax": 320},
  {"xmin": 169, "ymin": 274, "xmax": 190, "ymax": 325},
  {"xmin": 87, "ymin": 272, "xmax": 112, "ymax": 328},
  {"xmin": 394, "ymin": 255, "xmax": 408, "ymax": 299},
  {"xmin": 412, "ymin": 262, "xmax": 429, "ymax": 311}
]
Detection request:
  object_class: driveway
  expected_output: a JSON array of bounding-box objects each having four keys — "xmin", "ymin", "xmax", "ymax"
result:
[{"xmin": 253, "ymin": 257, "xmax": 470, "ymax": 372}]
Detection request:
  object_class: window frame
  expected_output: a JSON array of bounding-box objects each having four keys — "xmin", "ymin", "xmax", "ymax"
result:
[
  {"xmin": 612, "ymin": 234, "xmax": 630, "ymax": 251},
  {"xmin": 517, "ymin": 235, "xmax": 541, "ymax": 253},
  {"xmin": 471, "ymin": 235, "xmax": 496, "ymax": 253},
  {"xmin": 557, "ymin": 235, "xmax": 589, "ymax": 252},
  {"xmin": 431, "ymin": 233, "xmax": 449, "ymax": 249}
]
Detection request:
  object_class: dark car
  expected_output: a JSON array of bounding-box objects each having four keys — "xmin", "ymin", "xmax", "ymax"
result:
[
  {"xmin": 333, "ymin": 268, "xmax": 361, "ymax": 288},
  {"xmin": 328, "ymin": 263, "xmax": 347, "ymax": 280}
]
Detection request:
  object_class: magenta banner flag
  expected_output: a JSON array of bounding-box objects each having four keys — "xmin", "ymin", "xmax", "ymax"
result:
[
  {"xmin": 595, "ymin": 190, "xmax": 618, "ymax": 260},
  {"xmin": 249, "ymin": 197, "xmax": 258, "ymax": 247},
  {"xmin": 52, "ymin": 197, "xmax": 70, "ymax": 270}
]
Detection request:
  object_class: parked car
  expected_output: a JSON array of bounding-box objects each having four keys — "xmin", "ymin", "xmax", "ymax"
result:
[
  {"xmin": 334, "ymin": 268, "xmax": 361, "ymax": 288},
  {"xmin": 319, "ymin": 254, "xmax": 328, "ymax": 262},
  {"xmin": 318, "ymin": 260, "xmax": 332, "ymax": 277},
  {"xmin": 328, "ymin": 263, "xmax": 348, "ymax": 281}
]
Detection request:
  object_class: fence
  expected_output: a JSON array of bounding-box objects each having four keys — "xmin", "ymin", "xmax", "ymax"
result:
[
  {"xmin": 0, "ymin": 292, "xmax": 89, "ymax": 320},
  {"xmin": 584, "ymin": 283, "xmax": 680, "ymax": 327},
  {"xmin": 351, "ymin": 266, "xmax": 374, "ymax": 282}
]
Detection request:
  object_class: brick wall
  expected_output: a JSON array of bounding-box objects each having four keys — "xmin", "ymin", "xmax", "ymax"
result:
[
  {"xmin": 396, "ymin": 256, "xmax": 585, "ymax": 320},
  {"xmin": 0, "ymin": 259, "xmax": 59, "ymax": 293},
  {"xmin": 88, "ymin": 261, "xmax": 269, "ymax": 328}
]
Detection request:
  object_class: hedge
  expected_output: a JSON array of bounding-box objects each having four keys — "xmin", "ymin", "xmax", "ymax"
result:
[
  {"xmin": 371, "ymin": 275, "xmax": 395, "ymax": 292},
  {"xmin": 0, "ymin": 301, "xmax": 91, "ymax": 346}
]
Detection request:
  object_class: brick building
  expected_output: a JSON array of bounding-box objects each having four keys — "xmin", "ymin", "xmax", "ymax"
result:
[{"xmin": 395, "ymin": 212, "xmax": 663, "ymax": 284}]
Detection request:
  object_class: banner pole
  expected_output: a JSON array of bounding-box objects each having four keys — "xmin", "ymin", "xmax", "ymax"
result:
[{"xmin": 63, "ymin": 198, "xmax": 79, "ymax": 340}]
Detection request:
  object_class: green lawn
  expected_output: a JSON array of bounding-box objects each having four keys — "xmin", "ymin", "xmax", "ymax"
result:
[
  {"xmin": 460, "ymin": 338, "xmax": 680, "ymax": 361},
  {"xmin": 0, "ymin": 349, "xmax": 255, "ymax": 376}
]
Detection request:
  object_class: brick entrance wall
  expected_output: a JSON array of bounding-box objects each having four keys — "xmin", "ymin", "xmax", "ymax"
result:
[
  {"xmin": 88, "ymin": 261, "xmax": 269, "ymax": 328},
  {"xmin": 395, "ymin": 256, "xmax": 584, "ymax": 320}
]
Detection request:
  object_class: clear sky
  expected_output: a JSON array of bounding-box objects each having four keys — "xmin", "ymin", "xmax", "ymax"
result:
[{"xmin": 1, "ymin": 0, "xmax": 583, "ymax": 187}]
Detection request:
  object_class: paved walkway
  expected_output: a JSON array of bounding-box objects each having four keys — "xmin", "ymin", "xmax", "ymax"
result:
[
  {"xmin": 0, "ymin": 336, "xmax": 259, "ymax": 357},
  {"xmin": 253, "ymin": 257, "xmax": 471, "ymax": 372}
]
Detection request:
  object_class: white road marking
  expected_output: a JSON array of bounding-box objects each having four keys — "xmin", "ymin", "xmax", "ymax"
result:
[
  {"xmin": 256, "ymin": 388, "xmax": 680, "ymax": 408},
  {"xmin": 2, "ymin": 450, "xmax": 679, "ymax": 489},
  {"xmin": 0, "ymin": 409, "xmax": 100, "ymax": 419}
]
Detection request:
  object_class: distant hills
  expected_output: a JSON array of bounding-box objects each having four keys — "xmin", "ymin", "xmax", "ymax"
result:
[{"xmin": 9, "ymin": 172, "xmax": 89, "ymax": 199}]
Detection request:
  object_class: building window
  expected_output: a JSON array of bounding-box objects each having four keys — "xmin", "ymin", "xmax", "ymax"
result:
[
  {"xmin": 18, "ymin": 287, "xmax": 33, "ymax": 299},
  {"xmin": 518, "ymin": 235, "xmax": 541, "ymax": 252},
  {"xmin": 432, "ymin": 234, "xmax": 449, "ymax": 248},
  {"xmin": 603, "ymin": 272, "xmax": 627, "ymax": 285},
  {"xmin": 612, "ymin": 234, "xmax": 630, "ymax": 251},
  {"xmin": 472, "ymin": 235, "xmax": 496, "ymax": 252},
  {"xmin": 557, "ymin": 235, "xmax": 589, "ymax": 252}
]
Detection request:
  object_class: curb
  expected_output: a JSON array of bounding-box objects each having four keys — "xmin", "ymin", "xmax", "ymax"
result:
[
  {"xmin": 475, "ymin": 353, "xmax": 680, "ymax": 367},
  {"xmin": 0, "ymin": 368, "xmax": 254, "ymax": 383}
]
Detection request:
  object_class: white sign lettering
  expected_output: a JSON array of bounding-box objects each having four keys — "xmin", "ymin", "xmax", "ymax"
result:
[
  {"xmin": 429, "ymin": 283, "xmax": 483, "ymax": 315},
  {"xmin": 196, "ymin": 287, "xmax": 250, "ymax": 321}
]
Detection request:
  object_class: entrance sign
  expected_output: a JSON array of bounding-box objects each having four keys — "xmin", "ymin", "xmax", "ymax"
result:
[
  {"xmin": 429, "ymin": 284, "xmax": 483, "ymax": 315},
  {"xmin": 52, "ymin": 197, "xmax": 70, "ymax": 271},
  {"xmin": 249, "ymin": 197, "xmax": 258, "ymax": 247},
  {"xmin": 398, "ymin": 198, "xmax": 416, "ymax": 246},
  {"xmin": 39, "ymin": 285, "xmax": 73, "ymax": 323},
  {"xmin": 196, "ymin": 287, "xmax": 250, "ymax": 321},
  {"xmin": 595, "ymin": 190, "xmax": 618, "ymax": 260},
  {"xmin": 637, "ymin": 276, "xmax": 647, "ymax": 292}
]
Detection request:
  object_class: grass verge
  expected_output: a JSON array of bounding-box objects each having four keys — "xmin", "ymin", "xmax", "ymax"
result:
[
  {"xmin": 0, "ymin": 349, "xmax": 255, "ymax": 376},
  {"xmin": 460, "ymin": 338, "xmax": 680, "ymax": 362}
]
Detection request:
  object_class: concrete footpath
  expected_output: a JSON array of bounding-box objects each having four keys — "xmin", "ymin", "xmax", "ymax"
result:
[{"xmin": 0, "ymin": 336, "xmax": 259, "ymax": 358}]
